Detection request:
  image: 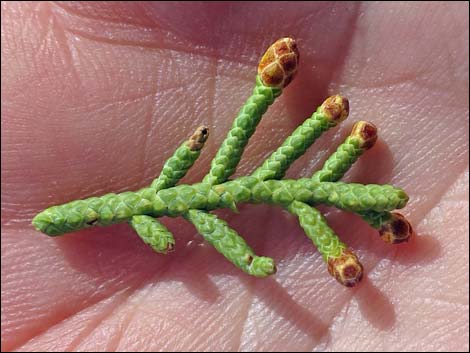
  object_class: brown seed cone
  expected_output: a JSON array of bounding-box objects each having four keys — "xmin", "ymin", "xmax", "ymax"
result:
[
  {"xmin": 350, "ymin": 121, "xmax": 378, "ymax": 150},
  {"xmin": 319, "ymin": 95, "xmax": 350, "ymax": 124},
  {"xmin": 327, "ymin": 248, "xmax": 364, "ymax": 287},
  {"xmin": 187, "ymin": 126, "xmax": 209, "ymax": 151},
  {"xmin": 379, "ymin": 212, "xmax": 414, "ymax": 244},
  {"xmin": 258, "ymin": 37, "xmax": 299, "ymax": 88}
]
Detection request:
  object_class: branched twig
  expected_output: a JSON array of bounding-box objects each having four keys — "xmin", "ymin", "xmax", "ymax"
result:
[{"xmin": 32, "ymin": 38, "xmax": 413, "ymax": 287}]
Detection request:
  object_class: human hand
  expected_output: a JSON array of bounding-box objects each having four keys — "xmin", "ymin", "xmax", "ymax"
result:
[{"xmin": 2, "ymin": 2, "xmax": 468, "ymax": 351}]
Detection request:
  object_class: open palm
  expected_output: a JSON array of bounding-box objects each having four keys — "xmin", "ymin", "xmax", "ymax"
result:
[{"xmin": 2, "ymin": 2, "xmax": 469, "ymax": 351}]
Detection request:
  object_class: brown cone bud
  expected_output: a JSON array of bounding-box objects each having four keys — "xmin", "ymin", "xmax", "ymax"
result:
[
  {"xmin": 258, "ymin": 37, "xmax": 299, "ymax": 88},
  {"xmin": 320, "ymin": 95, "xmax": 349, "ymax": 124},
  {"xmin": 379, "ymin": 212, "xmax": 414, "ymax": 244},
  {"xmin": 327, "ymin": 248, "xmax": 364, "ymax": 287},
  {"xmin": 187, "ymin": 126, "xmax": 209, "ymax": 151},
  {"xmin": 350, "ymin": 121, "xmax": 378, "ymax": 150}
]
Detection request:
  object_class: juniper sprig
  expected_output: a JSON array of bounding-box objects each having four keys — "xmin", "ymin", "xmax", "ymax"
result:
[{"xmin": 32, "ymin": 37, "xmax": 413, "ymax": 286}]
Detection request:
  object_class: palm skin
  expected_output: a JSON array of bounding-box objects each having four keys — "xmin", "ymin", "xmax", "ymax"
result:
[{"xmin": 1, "ymin": 2, "xmax": 468, "ymax": 351}]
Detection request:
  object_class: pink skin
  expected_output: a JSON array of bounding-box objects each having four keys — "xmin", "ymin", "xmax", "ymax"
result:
[{"xmin": 1, "ymin": 2, "xmax": 468, "ymax": 351}]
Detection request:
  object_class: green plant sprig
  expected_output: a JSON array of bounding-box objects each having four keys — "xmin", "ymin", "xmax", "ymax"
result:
[
  {"xmin": 311, "ymin": 120, "xmax": 414, "ymax": 244},
  {"xmin": 32, "ymin": 38, "xmax": 413, "ymax": 286}
]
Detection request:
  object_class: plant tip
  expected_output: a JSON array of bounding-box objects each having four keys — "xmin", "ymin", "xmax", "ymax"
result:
[
  {"xmin": 327, "ymin": 248, "xmax": 364, "ymax": 287},
  {"xmin": 250, "ymin": 256, "xmax": 277, "ymax": 277},
  {"xmin": 320, "ymin": 95, "xmax": 349, "ymax": 123},
  {"xmin": 351, "ymin": 121, "xmax": 378, "ymax": 149},
  {"xmin": 379, "ymin": 212, "xmax": 414, "ymax": 244},
  {"xmin": 258, "ymin": 37, "xmax": 299, "ymax": 88},
  {"xmin": 187, "ymin": 125, "xmax": 209, "ymax": 151}
]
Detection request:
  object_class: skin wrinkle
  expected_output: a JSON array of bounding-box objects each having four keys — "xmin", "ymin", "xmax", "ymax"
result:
[
  {"xmin": 75, "ymin": 71, "xmax": 184, "ymax": 111},
  {"xmin": 55, "ymin": 43, "xmax": 184, "ymax": 109},
  {"xmin": 13, "ymin": 255, "xmax": 175, "ymax": 352},
  {"xmin": 138, "ymin": 85, "xmax": 157, "ymax": 188},
  {"xmin": 102, "ymin": 242, "xmax": 215, "ymax": 350},
  {"xmin": 2, "ymin": 224, "xmax": 169, "ymax": 348},
  {"xmin": 64, "ymin": 289, "xmax": 132, "ymax": 351},
  {"xmin": 51, "ymin": 5, "xmax": 260, "ymax": 69},
  {"xmin": 343, "ymin": 3, "xmax": 467, "ymax": 94},
  {"xmin": 111, "ymin": 275, "xmax": 245, "ymax": 351},
  {"xmin": 7, "ymin": 286, "xmax": 111, "ymax": 350},
  {"xmin": 50, "ymin": 1, "xmax": 160, "ymax": 30},
  {"xmin": 342, "ymin": 72, "xmax": 429, "ymax": 91},
  {"xmin": 78, "ymin": 291, "xmax": 168, "ymax": 351},
  {"xmin": 64, "ymin": 27, "xmax": 256, "ymax": 66},
  {"xmin": 34, "ymin": 4, "xmax": 54, "ymax": 62},
  {"xmin": 382, "ymin": 170, "xmax": 468, "ymax": 350},
  {"xmin": 49, "ymin": 9, "xmax": 83, "ymax": 85},
  {"xmin": 2, "ymin": 2, "xmax": 469, "ymax": 351},
  {"xmin": 105, "ymin": 301, "xmax": 137, "ymax": 352},
  {"xmin": 414, "ymin": 165, "xmax": 468, "ymax": 222},
  {"xmin": 394, "ymin": 123, "xmax": 468, "ymax": 219},
  {"xmin": 71, "ymin": 289, "xmax": 159, "ymax": 352}
]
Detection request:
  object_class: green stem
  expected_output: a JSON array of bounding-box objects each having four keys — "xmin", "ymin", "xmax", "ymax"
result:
[
  {"xmin": 251, "ymin": 96, "xmax": 347, "ymax": 181},
  {"xmin": 311, "ymin": 121, "xmax": 393, "ymax": 229},
  {"xmin": 129, "ymin": 215, "xmax": 175, "ymax": 253},
  {"xmin": 129, "ymin": 126, "xmax": 208, "ymax": 253},
  {"xmin": 203, "ymin": 76, "xmax": 281, "ymax": 185},
  {"xmin": 32, "ymin": 178, "xmax": 408, "ymax": 236},
  {"xmin": 311, "ymin": 135, "xmax": 364, "ymax": 183},
  {"xmin": 154, "ymin": 39, "xmax": 295, "ymax": 270},
  {"xmin": 184, "ymin": 210, "xmax": 276, "ymax": 277},
  {"xmin": 150, "ymin": 126, "xmax": 208, "ymax": 190},
  {"xmin": 287, "ymin": 201, "xmax": 363, "ymax": 287},
  {"xmin": 287, "ymin": 201, "xmax": 346, "ymax": 261},
  {"xmin": 193, "ymin": 77, "xmax": 281, "ymax": 271}
]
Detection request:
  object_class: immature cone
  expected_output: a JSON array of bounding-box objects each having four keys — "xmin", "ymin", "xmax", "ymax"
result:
[
  {"xmin": 350, "ymin": 121, "xmax": 378, "ymax": 150},
  {"xmin": 187, "ymin": 126, "xmax": 209, "ymax": 151},
  {"xmin": 258, "ymin": 37, "xmax": 299, "ymax": 88},
  {"xmin": 379, "ymin": 212, "xmax": 414, "ymax": 244},
  {"xmin": 320, "ymin": 95, "xmax": 349, "ymax": 124},
  {"xmin": 327, "ymin": 248, "xmax": 364, "ymax": 287}
]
